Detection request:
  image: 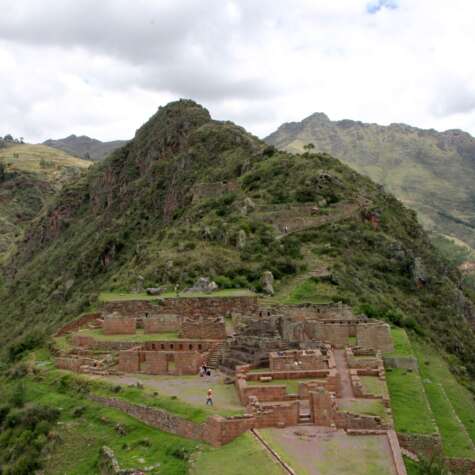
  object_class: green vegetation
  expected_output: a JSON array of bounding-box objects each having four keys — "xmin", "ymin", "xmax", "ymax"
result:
[
  {"xmin": 386, "ymin": 368, "xmax": 437, "ymax": 434},
  {"xmin": 190, "ymin": 432, "xmax": 284, "ymax": 475},
  {"xmin": 386, "ymin": 327, "xmax": 414, "ymax": 357},
  {"xmin": 282, "ymin": 278, "xmax": 334, "ymax": 304},
  {"xmin": 338, "ymin": 399, "xmax": 389, "ymax": 423},
  {"xmin": 266, "ymin": 112, "xmax": 475, "ymax": 251},
  {"xmin": 412, "ymin": 340, "xmax": 475, "ymax": 459},
  {"xmin": 76, "ymin": 328, "xmax": 179, "ymax": 342},
  {"xmin": 360, "ymin": 376, "xmax": 388, "ymax": 397}
]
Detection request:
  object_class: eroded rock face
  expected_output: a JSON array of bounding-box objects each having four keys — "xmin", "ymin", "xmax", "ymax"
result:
[
  {"xmin": 412, "ymin": 257, "xmax": 428, "ymax": 288},
  {"xmin": 261, "ymin": 271, "xmax": 274, "ymax": 295}
]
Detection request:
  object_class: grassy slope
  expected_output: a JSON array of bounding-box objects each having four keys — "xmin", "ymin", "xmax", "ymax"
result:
[
  {"xmin": 0, "ymin": 144, "xmax": 91, "ymax": 262},
  {"xmin": 266, "ymin": 116, "xmax": 475, "ymax": 251},
  {"xmin": 384, "ymin": 327, "xmax": 475, "ymax": 459}
]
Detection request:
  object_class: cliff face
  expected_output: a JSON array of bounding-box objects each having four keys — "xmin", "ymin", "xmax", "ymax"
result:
[
  {"xmin": 1, "ymin": 100, "xmax": 475, "ymax": 376},
  {"xmin": 266, "ymin": 114, "xmax": 475, "ymax": 250}
]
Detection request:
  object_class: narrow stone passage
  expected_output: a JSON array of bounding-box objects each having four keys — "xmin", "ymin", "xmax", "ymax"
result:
[{"xmin": 334, "ymin": 349, "xmax": 354, "ymax": 399}]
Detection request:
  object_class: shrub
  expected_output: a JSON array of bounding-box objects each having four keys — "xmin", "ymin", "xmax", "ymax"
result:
[{"xmin": 10, "ymin": 383, "xmax": 26, "ymax": 408}]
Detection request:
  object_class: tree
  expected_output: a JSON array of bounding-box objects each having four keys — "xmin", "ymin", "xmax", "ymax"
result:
[
  {"xmin": 0, "ymin": 162, "xmax": 5, "ymax": 182},
  {"xmin": 303, "ymin": 143, "xmax": 315, "ymax": 151}
]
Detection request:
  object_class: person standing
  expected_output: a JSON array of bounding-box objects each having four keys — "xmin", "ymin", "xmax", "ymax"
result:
[{"xmin": 206, "ymin": 388, "xmax": 213, "ymax": 406}]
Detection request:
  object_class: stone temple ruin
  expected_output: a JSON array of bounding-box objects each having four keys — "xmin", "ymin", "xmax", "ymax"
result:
[{"xmin": 53, "ymin": 295, "xmax": 406, "ymax": 472}]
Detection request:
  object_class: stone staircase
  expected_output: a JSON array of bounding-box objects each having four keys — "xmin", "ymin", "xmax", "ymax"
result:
[{"xmin": 207, "ymin": 341, "xmax": 227, "ymax": 369}]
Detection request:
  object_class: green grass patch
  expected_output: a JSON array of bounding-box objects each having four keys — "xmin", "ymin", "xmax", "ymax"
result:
[
  {"xmin": 360, "ymin": 376, "xmax": 388, "ymax": 397},
  {"xmin": 385, "ymin": 327, "xmax": 413, "ymax": 357},
  {"xmin": 412, "ymin": 340, "xmax": 475, "ymax": 458},
  {"xmin": 190, "ymin": 432, "xmax": 285, "ymax": 475},
  {"xmin": 75, "ymin": 328, "xmax": 180, "ymax": 342},
  {"xmin": 13, "ymin": 377, "xmax": 200, "ymax": 475},
  {"xmin": 337, "ymin": 399, "xmax": 389, "ymax": 423},
  {"xmin": 282, "ymin": 278, "xmax": 334, "ymax": 304},
  {"xmin": 386, "ymin": 368, "xmax": 437, "ymax": 434}
]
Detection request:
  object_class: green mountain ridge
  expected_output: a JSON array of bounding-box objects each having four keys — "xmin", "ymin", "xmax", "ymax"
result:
[
  {"xmin": 265, "ymin": 113, "xmax": 475, "ymax": 251},
  {"xmin": 1, "ymin": 100, "xmax": 475, "ymax": 378}
]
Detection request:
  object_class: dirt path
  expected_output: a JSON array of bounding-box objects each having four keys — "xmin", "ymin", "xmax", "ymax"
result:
[{"xmin": 334, "ymin": 349, "xmax": 354, "ymax": 399}]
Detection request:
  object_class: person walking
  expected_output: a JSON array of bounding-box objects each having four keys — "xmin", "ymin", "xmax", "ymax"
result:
[{"xmin": 206, "ymin": 388, "xmax": 213, "ymax": 406}]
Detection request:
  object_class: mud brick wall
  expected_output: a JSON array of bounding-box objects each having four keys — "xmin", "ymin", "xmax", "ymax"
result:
[
  {"xmin": 242, "ymin": 385, "xmax": 288, "ymax": 404},
  {"xmin": 142, "ymin": 351, "xmax": 168, "ymax": 374},
  {"xmin": 143, "ymin": 315, "xmax": 180, "ymax": 333},
  {"xmin": 143, "ymin": 340, "xmax": 212, "ymax": 352},
  {"xmin": 71, "ymin": 334, "xmax": 96, "ymax": 348},
  {"xmin": 253, "ymin": 402, "xmax": 299, "ymax": 428},
  {"xmin": 55, "ymin": 356, "xmax": 94, "ymax": 372},
  {"xmin": 180, "ymin": 318, "xmax": 226, "ymax": 340},
  {"xmin": 103, "ymin": 296, "xmax": 258, "ymax": 319},
  {"xmin": 396, "ymin": 432, "xmax": 442, "ymax": 458},
  {"xmin": 103, "ymin": 317, "xmax": 136, "ymax": 335},
  {"xmin": 158, "ymin": 296, "xmax": 259, "ymax": 318},
  {"xmin": 119, "ymin": 350, "xmax": 140, "ymax": 373},
  {"xmin": 102, "ymin": 301, "xmax": 162, "ymax": 318},
  {"xmin": 357, "ymin": 323, "xmax": 394, "ymax": 352},
  {"xmin": 269, "ymin": 351, "xmax": 326, "ymax": 371},
  {"xmin": 310, "ymin": 388, "xmax": 337, "ymax": 426},
  {"xmin": 174, "ymin": 352, "xmax": 203, "ymax": 375},
  {"xmin": 446, "ymin": 458, "xmax": 475, "ymax": 475},
  {"xmin": 204, "ymin": 415, "xmax": 256, "ymax": 446},
  {"xmin": 55, "ymin": 313, "xmax": 102, "ymax": 336},
  {"xmin": 89, "ymin": 395, "xmax": 253, "ymax": 447},
  {"xmin": 272, "ymin": 303, "xmax": 356, "ymax": 321}
]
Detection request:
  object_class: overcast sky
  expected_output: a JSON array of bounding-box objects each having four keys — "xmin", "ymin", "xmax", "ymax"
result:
[{"xmin": 1, "ymin": 0, "xmax": 474, "ymax": 142}]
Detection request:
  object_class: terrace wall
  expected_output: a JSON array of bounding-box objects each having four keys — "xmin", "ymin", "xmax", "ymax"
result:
[
  {"xmin": 103, "ymin": 317, "xmax": 136, "ymax": 335},
  {"xmin": 89, "ymin": 395, "xmax": 254, "ymax": 447},
  {"xmin": 103, "ymin": 296, "xmax": 258, "ymax": 319},
  {"xmin": 55, "ymin": 312, "xmax": 102, "ymax": 336},
  {"xmin": 180, "ymin": 317, "xmax": 226, "ymax": 340},
  {"xmin": 253, "ymin": 402, "xmax": 299, "ymax": 428},
  {"xmin": 357, "ymin": 323, "xmax": 394, "ymax": 352},
  {"xmin": 143, "ymin": 315, "xmax": 179, "ymax": 333}
]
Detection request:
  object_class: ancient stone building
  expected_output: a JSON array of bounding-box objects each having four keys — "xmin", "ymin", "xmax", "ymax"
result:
[
  {"xmin": 269, "ymin": 349, "xmax": 327, "ymax": 371},
  {"xmin": 102, "ymin": 313, "xmax": 136, "ymax": 335}
]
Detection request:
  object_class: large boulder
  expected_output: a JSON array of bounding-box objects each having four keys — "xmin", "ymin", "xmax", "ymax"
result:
[
  {"xmin": 261, "ymin": 271, "xmax": 274, "ymax": 295},
  {"xmin": 186, "ymin": 277, "xmax": 219, "ymax": 293}
]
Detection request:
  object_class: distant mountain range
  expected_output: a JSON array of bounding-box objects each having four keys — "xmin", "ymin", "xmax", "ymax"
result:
[
  {"xmin": 43, "ymin": 134, "xmax": 128, "ymax": 161},
  {"xmin": 266, "ymin": 113, "xmax": 475, "ymax": 250}
]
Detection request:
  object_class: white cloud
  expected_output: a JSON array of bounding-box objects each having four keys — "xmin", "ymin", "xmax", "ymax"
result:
[{"xmin": 0, "ymin": 0, "xmax": 474, "ymax": 142}]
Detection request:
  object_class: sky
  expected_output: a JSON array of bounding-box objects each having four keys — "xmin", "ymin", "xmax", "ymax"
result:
[{"xmin": 0, "ymin": 0, "xmax": 474, "ymax": 142}]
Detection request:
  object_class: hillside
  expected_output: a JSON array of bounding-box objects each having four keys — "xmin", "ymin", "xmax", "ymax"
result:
[
  {"xmin": 0, "ymin": 144, "xmax": 91, "ymax": 261},
  {"xmin": 2, "ymin": 100, "xmax": 475, "ymax": 379},
  {"xmin": 265, "ymin": 113, "xmax": 475, "ymax": 251},
  {"xmin": 44, "ymin": 134, "xmax": 128, "ymax": 161}
]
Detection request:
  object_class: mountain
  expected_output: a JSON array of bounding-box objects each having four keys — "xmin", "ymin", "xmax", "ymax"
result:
[
  {"xmin": 0, "ymin": 144, "xmax": 91, "ymax": 262},
  {"xmin": 43, "ymin": 134, "xmax": 128, "ymax": 161},
  {"xmin": 265, "ymin": 113, "xmax": 475, "ymax": 251},
  {"xmin": 2, "ymin": 100, "xmax": 475, "ymax": 378}
]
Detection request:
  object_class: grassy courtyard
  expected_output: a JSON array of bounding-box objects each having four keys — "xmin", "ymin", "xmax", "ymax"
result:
[
  {"xmin": 76, "ymin": 327, "xmax": 179, "ymax": 342},
  {"xmin": 337, "ymin": 398, "xmax": 389, "ymax": 424}
]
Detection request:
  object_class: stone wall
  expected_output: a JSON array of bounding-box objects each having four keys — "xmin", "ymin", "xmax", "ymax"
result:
[
  {"xmin": 180, "ymin": 316, "xmax": 226, "ymax": 340},
  {"xmin": 253, "ymin": 401, "xmax": 299, "ymax": 428},
  {"xmin": 272, "ymin": 302, "xmax": 356, "ymax": 321},
  {"xmin": 143, "ymin": 315, "xmax": 180, "ymax": 333},
  {"xmin": 103, "ymin": 317, "xmax": 136, "ymax": 335},
  {"xmin": 269, "ymin": 349, "xmax": 326, "ymax": 371},
  {"xmin": 119, "ymin": 348, "xmax": 203, "ymax": 375},
  {"xmin": 383, "ymin": 356, "xmax": 418, "ymax": 371},
  {"xmin": 446, "ymin": 458, "xmax": 475, "ymax": 475},
  {"xmin": 72, "ymin": 334, "xmax": 96, "ymax": 348},
  {"xmin": 55, "ymin": 356, "xmax": 96, "ymax": 372},
  {"xmin": 89, "ymin": 395, "xmax": 254, "ymax": 447},
  {"xmin": 396, "ymin": 432, "xmax": 442, "ymax": 458},
  {"xmin": 55, "ymin": 312, "xmax": 102, "ymax": 336},
  {"xmin": 103, "ymin": 296, "xmax": 258, "ymax": 319},
  {"xmin": 357, "ymin": 323, "xmax": 394, "ymax": 352}
]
